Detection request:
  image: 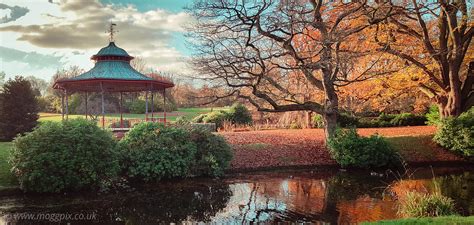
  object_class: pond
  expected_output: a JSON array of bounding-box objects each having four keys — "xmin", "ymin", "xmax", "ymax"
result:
[{"xmin": 0, "ymin": 166, "xmax": 472, "ymax": 224}]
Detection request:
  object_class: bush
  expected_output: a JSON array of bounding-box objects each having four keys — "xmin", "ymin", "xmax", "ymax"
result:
[
  {"xmin": 202, "ymin": 111, "xmax": 228, "ymax": 128},
  {"xmin": 390, "ymin": 113, "xmax": 427, "ymax": 126},
  {"xmin": 398, "ymin": 191, "xmax": 457, "ymax": 217},
  {"xmin": 127, "ymin": 99, "xmax": 147, "ymax": 114},
  {"xmin": 328, "ymin": 128, "xmax": 400, "ymax": 168},
  {"xmin": 192, "ymin": 104, "xmax": 252, "ymax": 129},
  {"xmin": 357, "ymin": 118, "xmax": 391, "ymax": 128},
  {"xmin": 119, "ymin": 123, "xmax": 197, "ymax": 181},
  {"xmin": 227, "ymin": 103, "xmax": 252, "ymax": 125},
  {"xmin": 311, "ymin": 114, "xmax": 325, "ymax": 128},
  {"xmin": 378, "ymin": 113, "xmax": 396, "ymax": 123},
  {"xmin": 119, "ymin": 122, "xmax": 232, "ymax": 181},
  {"xmin": 192, "ymin": 114, "xmax": 207, "ymax": 123},
  {"xmin": 175, "ymin": 116, "xmax": 191, "ymax": 125},
  {"xmin": 188, "ymin": 128, "xmax": 233, "ymax": 176},
  {"xmin": 426, "ymin": 105, "xmax": 440, "ymax": 125},
  {"xmin": 10, "ymin": 119, "xmax": 120, "ymax": 193},
  {"xmin": 289, "ymin": 121, "xmax": 302, "ymax": 129},
  {"xmin": 338, "ymin": 113, "xmax": 359, "ymax": 127},
  {"xmin": 434, "ymin": 108, "xmax": 474, "ymax": 157},
  {"xmin": 189, "ymin": 123, "xmax": 217, "ymax": 132}
]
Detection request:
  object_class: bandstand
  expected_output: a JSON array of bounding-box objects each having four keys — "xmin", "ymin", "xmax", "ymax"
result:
[{"xmin": 53, "ymin": 24, "xmax": 174, "ymax": 129}]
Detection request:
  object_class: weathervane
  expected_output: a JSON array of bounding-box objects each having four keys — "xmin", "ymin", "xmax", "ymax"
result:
[{"xmin": 107, "ymin": 22, "xmax": 118, "ymax": 42}]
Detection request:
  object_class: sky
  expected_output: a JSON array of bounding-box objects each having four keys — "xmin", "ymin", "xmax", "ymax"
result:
[{"xmin": 0, "ymin": 0, "xmax": 195, "ymax": 81}]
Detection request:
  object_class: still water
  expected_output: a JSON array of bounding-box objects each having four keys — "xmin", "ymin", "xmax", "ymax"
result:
[{"xmin": 0, "ymin": 166, "xmax": 472, "ymax": 224}]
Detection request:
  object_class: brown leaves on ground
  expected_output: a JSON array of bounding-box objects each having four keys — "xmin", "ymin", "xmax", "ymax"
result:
[{"xmin": 220, "ymin": 126, "xmax": 463, "ymax": 170}]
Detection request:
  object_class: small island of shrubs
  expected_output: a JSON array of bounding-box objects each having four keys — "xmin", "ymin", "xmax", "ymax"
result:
[{"xmin": 10, "ymin": 119, "xmax": 233, "ymax": 193}]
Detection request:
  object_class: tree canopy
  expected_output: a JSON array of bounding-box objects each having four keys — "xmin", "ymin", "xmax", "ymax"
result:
[{"xmin": 0, "ymin": 76, "xmax": 39, "ymax": 141}]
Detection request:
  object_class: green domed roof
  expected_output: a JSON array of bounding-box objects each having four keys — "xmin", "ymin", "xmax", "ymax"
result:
[
  {"xmin": 53, "ymin": 40, "xmax": 174, "ymax": 92},
  {"xmin": 94, "ymin": 42, "xmax": 131, "ymax": 57},
  {"xmin": 69, "ymin": 61, "xmax": 154, "ymax": 81}
]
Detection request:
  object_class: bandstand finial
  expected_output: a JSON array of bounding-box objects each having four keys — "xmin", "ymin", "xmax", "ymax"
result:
[{"xmin": 107, "ymin": 22, "xmax": 118, "ymax": 42}]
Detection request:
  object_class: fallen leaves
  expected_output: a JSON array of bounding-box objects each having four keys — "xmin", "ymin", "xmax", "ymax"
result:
[{"xmin": 220, "ymin": 126, "xmax": 463, "ymax": 170}]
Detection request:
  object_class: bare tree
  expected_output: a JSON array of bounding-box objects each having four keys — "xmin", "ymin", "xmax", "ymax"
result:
[
  {"xmin": 48, "ymin": 65, "xmax": 84, "ymax": 96},
  {"xmin": 187, "ymin": 0, "xmax": 392, "ymax": 139},
  {"xmin": 131, "ymin": 57, "xmax": 148, "ymax": 73},
  {"xmin": 377, "ymin": 0, "xmax": 474, "ymax": 117}
]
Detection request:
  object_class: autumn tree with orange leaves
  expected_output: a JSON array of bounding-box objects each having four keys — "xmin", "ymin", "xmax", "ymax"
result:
[
  {"xmin": 188, "ymin": 0, "xmax": 393, "ymax": 139},
  {"xmin": 377, "ymin": 0, "xmax": 473, "ymax": 118}
]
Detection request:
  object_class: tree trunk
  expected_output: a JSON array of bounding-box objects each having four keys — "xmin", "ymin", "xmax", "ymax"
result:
[
  {"xmin": 435, "ymin": 66, "xmax": 465, "ymax": 119},
  {"xmin": 322, "ymin": 72, "xmax": 339, "ymax": 140},
  {"xmin": 323, "ymin": 111, "xmax": 337, "ymax": 141},
  {"xmin": 437, "ymin": 92, "xmax": 462, "ymax": 118}
]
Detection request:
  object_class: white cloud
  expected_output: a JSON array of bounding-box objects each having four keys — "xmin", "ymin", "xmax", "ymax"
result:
[{"xmin": 0, "ymin": 0, "xmax": 194, "ymax": 80}]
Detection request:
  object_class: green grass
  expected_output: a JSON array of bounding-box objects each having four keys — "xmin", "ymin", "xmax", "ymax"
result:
[
  {"xmin": 239, "ymin": 143, "xmax": 270, "ymax": 151},
  {"xmin": 38, "ymin": 107, "xmax": 228, "ymax": 122},
  {"xmin": 362, "ymin": 216, "xmax": 474, "ymax": 225},
  {"xmin": 0, "ymin": 142, "xmax": 17, "ymax": 187},
  {"xmin": 386, "ymin": 135, "xmax": 438, "ymax": 161}
]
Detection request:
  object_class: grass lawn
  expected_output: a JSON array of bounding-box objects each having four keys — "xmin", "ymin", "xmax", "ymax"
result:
[
  {"xmin": 387, "ymin": 135, "xmax": 438, "ymax": 160},
  {"xmin": 0, "ymin": 142, "xmax": 17, "ymax": 187},
  {"xmin": 386, "ymin": 135, "xmax": 461, "ymax": 162},
  {"xmin": 38, "ymin": 107, "xmax": 228, "ymax": 122},
  {"xmin": 363, "ymin": 216, "xmax": 474, "ymax": 225}
]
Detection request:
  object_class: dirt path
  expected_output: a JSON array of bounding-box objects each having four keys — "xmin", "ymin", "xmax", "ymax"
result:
[{"xmin": 220, "ymin": 126, "xmax": 463, "ymax": 170}]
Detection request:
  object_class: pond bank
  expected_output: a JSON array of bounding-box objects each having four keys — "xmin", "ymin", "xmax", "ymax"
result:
[{"xmin": 221, "ymin": 126, "xmax": 467, "ymax": 170}]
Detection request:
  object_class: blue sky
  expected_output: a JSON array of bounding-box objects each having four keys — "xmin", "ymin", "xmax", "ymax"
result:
[
  {"xmin": 0, "ymin": 0, "xmax": 195, "ymax": 81},
  {"xmin": 104, "ymin": 0, "xmax": 193, "ymax": 12}
]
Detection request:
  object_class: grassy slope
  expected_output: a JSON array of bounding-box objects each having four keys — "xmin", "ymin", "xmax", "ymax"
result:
[
  {"xmin": 0, "ymin": 142, "xmax": 16, "ymax": 187},
  {"xmin": 387, "ymin": 135, "xmax": 438, "ymax": 161},
  {"xmin": 363, "ymin": 216, "xmax": 474, "ymax": 225}
]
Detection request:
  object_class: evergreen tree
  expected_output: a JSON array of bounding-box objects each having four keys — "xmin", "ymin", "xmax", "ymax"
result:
[{"xmin": 0, "ymin": 76, "xmax": 39, "ymax": 141}]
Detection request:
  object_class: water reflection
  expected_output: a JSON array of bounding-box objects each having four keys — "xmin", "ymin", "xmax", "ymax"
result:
[{"xmin": 0, "ymin": 167, "xmax": 472, "ymax": 224}]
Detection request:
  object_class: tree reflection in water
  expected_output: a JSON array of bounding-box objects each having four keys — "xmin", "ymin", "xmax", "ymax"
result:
[
  {"xmin": 0, "ymin": 168, "xmax": 472, "ymax": 224},
  {"xmin": 0, "ymin": 181, "xmax": 232, "ymax": 225}
]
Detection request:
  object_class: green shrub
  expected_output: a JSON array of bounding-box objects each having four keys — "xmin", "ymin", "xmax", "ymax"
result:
[
  {"xmin": 398, "ymin": 191, "xmax": 457, "ymax": 217},
  {"xmin": 192, "ymin": 114, "xmax": 207, "ymax": 123},
  {"xmin": 426, "ymin": 105, "xmax": 440, "ymax": 126},
  {"xmin": 119, "ymin": 122, "xmax": 232, "ymax": 180},
  {"xmin": 202, "ymin": 111, "xmax": 228, "ymax": 128},
  {"xmin": 338, "ymin": 113, "xmax": 359, "ymax": 127},
  {"xmin": 357, "ymin": 118, "xmax": 379, "ymax": 128},
  {"xmin": 188, "ymin": 128, "xmax": 233, "ymax": 176},
  {"xmin": 311, "ymin": 114, "xmax": 325, "ymax": 128},
  {"xmin": 434, "ymin": 108, "xmax": 474, "ymax": 157},
  {"xmin": 227, "ymin": 103, "xmax": 252, "ymax": 125},
  {"xmin": 119, "ymin": 122, "xmax": 197, "ymax": 181},
  {"xmin": 390, "ymin": 113, "xmax": 427, "ymax": 126},
  {"xmin": 10, "ymin": 119, "xmax": 120, "ymax": 193},
  {"xmin": 175, "ymin": 116, "xmax": 191, "ymax": 125},
  {"xmin": 128, "ymin": 99, "xmax": 147, "ymax": 114},
  {"xmin": 328, "ymin": 128, "xmax": 400, "ymax": 168},
  {"xmin": 192, "ymin": 104, "xmax": 251, "ymax": 128},
  {"xmin": 189, "ymin": 123, "xmax": 217, "ymax": 132},
  {"xmin": 379, "ymin": 113, "xmax": 396, "ymax": 123}
]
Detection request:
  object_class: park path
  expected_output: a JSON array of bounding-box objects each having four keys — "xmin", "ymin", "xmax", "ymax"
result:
[{"xmin": 220, "ymin": 126, "xmax": 463, "ymax": 170}]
